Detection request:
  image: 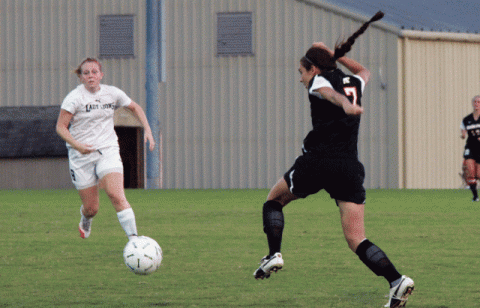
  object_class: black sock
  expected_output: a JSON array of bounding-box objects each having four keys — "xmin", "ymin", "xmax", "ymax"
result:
[
  {"xmin": 470, "ymin": 184, "xmax": 478, "ymax": 199},
  {"xmin": 263, "ymin": 200, "xmax": 284, "ymax": 256},
  {"xmin": 355, "ymin": 239, "xmax": 402, "ymax": 285}
]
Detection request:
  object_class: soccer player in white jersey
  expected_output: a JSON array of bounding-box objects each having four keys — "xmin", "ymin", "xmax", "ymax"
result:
[{"xmin": 56, "ymin": 58, "xmax": 155, "ymax": 240}]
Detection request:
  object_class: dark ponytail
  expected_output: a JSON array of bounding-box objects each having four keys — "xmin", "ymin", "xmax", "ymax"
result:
[
  {"xmin": 333, "ymin": 11, "xmax": 384, "ymax": 61},
  {"xmin": 301, "ymin": 11, "xmax": 384, "ymax": 71}
]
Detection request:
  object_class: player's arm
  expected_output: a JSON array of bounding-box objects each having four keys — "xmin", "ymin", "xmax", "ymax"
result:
[
  {"xmin": 336, "ymin": 57, "xmax": 370, "ymax": 85},
  {"xmin": 316, "ymin": 87, "xmax": 363, "ymax": 116},
  {"xmin": 312, "ymin": 42, "xmax": 370, "ymax": 84},
  {"xmin": 460, "ymin": 121, "xmax": 467, "ymax": 139},
  {"xmin": 125, "ymin": 101, "xmax": 156, "ymax": 151},
  {"xmin": 56, "ymin": 109, "xmax": 95, "ymax": 154}
]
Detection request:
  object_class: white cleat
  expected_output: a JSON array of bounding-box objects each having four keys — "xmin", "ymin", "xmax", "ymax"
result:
[
  {"xmin": 384, "ymin": 275, "xmax": 414, "ymax": 308},
  {"xmin": 78, "ymin": 220, "xmax": 91, "ymax": 239},
  {"xmin": 78, "ymin": 206, "xmax": 92, "ymax": 239},
  {"xmin": 253, "ymin": 252, "xmax": 284, "ymax": 279}
]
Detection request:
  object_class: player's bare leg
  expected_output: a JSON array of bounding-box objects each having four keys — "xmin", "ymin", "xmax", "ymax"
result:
[
  {"xmin": 464, "ymin": 159, "xmax": 479, "ymax": 201},
  {"xmin": 102, "ymin": 172, "xmax": 138, "ymax": 238},
  {"xmin": 254, "ymin": 178, "xmax": 296, "ymax": 279},
  {"xmin": 337, "ymin": 201, "xmax": 414, "ymax": 307},
  {"xmin": 78, "ymin": 185, "xmax": 100, "ymax": 238}
]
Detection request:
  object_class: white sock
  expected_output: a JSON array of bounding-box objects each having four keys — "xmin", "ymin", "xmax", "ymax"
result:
[{"xmin": 117, "ymin": 208, "xmax": 138, "ymax": 238}]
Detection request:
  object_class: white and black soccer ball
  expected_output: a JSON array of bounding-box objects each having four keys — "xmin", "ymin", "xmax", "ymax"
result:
[{"xmin": 123, "ymin": 236, "xmax": 163, "ymax": 275}]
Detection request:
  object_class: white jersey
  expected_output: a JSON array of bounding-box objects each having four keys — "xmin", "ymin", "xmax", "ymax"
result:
[{"xmin": 61, "ymin": 84, "xmax": 131, "ymax": 150}]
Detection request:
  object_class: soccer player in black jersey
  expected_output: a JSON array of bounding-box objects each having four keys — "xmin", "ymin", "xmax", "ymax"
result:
[
  {"xmin": 461, "ymin": 95, "xmax": 480, "ymax": 201},
  {"xmin": 253, "ymin": 12, "xmax": 414, "ymax": 308}
]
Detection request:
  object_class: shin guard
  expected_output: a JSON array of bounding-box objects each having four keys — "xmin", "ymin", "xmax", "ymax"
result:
[
  {"xmin": 263, "ymin": 200, "xmax": 284, "ymax": 256},
  {"xmin": 355, "ymin": 239, "xmax": 402, "ymax": 284}
]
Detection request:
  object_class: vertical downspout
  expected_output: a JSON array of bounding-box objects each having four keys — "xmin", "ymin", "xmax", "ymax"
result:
[{"xmin": 145, "ymin": 0, "xmax": 160, "ymax": 189}]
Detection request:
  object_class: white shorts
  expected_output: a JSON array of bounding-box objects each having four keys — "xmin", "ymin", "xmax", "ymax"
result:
[{"xmin": 68, "ymin": 146, "xmax": 123, "ymax": 190}]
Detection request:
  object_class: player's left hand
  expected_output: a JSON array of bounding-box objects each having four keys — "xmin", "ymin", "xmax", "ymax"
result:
[{"xmin": 145, "ymin": 132, "xmax": 156, "ymax": 151}]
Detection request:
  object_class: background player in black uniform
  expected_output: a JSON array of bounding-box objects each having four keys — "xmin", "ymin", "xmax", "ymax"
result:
[
  {"xmin": 253, "ymin": 12, "xmax": 414, "ymax": 308},
  {"xmin": 460, "ymin": 95, "xmax": 480, "ymax": 201}
]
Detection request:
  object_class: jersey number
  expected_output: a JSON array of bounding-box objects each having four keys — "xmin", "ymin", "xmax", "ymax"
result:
[
  {"xmin": 344, "ymin": 87, "xmax": 358, "ymax": 105},
  {"xmin": 70, "ymin": 169, "xmax": 76, "ymax": 181}
]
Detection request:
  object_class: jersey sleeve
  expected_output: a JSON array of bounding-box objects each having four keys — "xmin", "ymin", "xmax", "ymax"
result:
[
  {"xmin": 60, "ymin": 91, "xmax": 79, "ymax": 114},
  {"xmin": 110, "ymin": 86, "xmax": 132, "ymax": 108},
  {"xmin": 310, "ymin": 75, "xmax": 332, "ymax": 91},
  {"xmin": 353, "ymin": 75, "xmax": 366, "ymax": 93},
  {"xmin": 309, "ymin": 75, "xmax": 332, "ymax": 98},
  {"xmin": 460, "ymin": 120, "xmax": 466, "ymax": 130}
]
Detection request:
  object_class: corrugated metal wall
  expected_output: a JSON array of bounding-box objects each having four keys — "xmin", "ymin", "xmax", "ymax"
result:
[
  {"xmin": 0, "ymin": 0, "xmax": 146, "ymax": 111},
  {"xmin": 160, "ymin": 0, "xmax": 400, "ymax": 189},
  {"xmin": 399, "ymin": 31, "xmax": 480, "ymax": 188},
  {"xmin": 0, "ymin": 0, "xmax": 146, "ymax": 189},
  {"xmin": 1, "ymin": 0, "xmax": 400, "ymax": 190}
]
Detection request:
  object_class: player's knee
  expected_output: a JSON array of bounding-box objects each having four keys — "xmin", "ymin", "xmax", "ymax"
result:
[
  {"xmin": 467, "ymin": 177, "xmax": 477, "ymax": 185},
  {"xmin": 108, "ymin": 193, "xmax": 127, "ymax": 207},
  {"xmin": 83, "ymin": 205, "xmax": 98, "ymax": 217},
  {"xmin": 345, "ymin": 236, "xmax": 362, "ymax": 252}
]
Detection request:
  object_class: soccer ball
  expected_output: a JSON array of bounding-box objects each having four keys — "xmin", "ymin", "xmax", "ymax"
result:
[{"xmin": 123, "ymin": 236, "xmax": 163, "ymax": 275}]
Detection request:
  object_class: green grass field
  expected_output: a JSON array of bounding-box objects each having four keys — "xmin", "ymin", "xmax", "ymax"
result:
[{"xmin": 1, "ymin": 188, "xmax": 479, "ymax": 307}]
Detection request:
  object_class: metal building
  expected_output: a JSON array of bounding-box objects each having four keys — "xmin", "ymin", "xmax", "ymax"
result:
[
  {"xmin": 322, "ymin": 0, "xmax": 480, "ymax": 189},
  {"xmin": 399, "ymin": 31, "xmax": 480, "ymax": 188},
  {"xmin": 3, "ymin": 0, "xmax": 478, "ymax": 190},
  {"xmin": 0, "ymin": 0, "xmax": 148, "ymax": 189},
  {"xmin": 158, "ymin": 0, "xmax": 400, "ymax": 189}
]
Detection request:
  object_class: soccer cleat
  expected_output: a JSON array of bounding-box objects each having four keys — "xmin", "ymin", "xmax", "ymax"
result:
[
  {"xmin": 78, "ymin": 219, "xmax": 92, "ymax": 239},
  {"xmin": 384, "ymin": 275, "xmax": 414, "ymax": 308},
  {"xmin": 78, "ymin": 206, "xmax": 92, "ymax": 239},
  {"xmin": 473, "ymin": 197, "xmax": 479, "ymax": 202},
  {"xmin": 253, "ymin": 252, "xmax": 284, "ymax": 279}
]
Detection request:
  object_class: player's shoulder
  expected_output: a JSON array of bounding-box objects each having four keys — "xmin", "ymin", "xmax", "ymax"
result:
[
  {"xmin": 463, "ymin": 113, "xmax": 474, "ymax": 122},
  {"xmin": 100, "ymin": 84, "xmax": 121, "ymax": 93},
  {"xmin": 321, "ymin": 69, "xmax": 360, "ymax": 85},
  {"xmin": 100, "ymin": 84, "xmax": 128, "ymax": 97},
  {"xmin": 321, "ymin": 68, "xmax": 343, "ymax": 80},
  {"xmin": 61, "ymin": 85, "xmax": 86, "ymax": 112},
  {"xmin": 62, "ymin": 85, "xmax": 85, "ymax": 103}
]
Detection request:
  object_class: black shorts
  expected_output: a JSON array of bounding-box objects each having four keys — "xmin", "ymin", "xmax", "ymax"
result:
[
  {"xmin": 463, "ymin": 147, "xmax": 480, "ymax": 164},
  {"xmin": 283, "ymin": 153, "xmax": 366, "ymax": 204}
]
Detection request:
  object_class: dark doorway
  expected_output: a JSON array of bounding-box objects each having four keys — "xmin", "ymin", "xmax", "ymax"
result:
[{"xmin": 115, "ymin": 126, "xmax": 144, "ymax": 188}]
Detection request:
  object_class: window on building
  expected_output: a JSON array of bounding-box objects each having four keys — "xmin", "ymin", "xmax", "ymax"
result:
[
  {"xmin": 99, "ymin": 15, "xmax": 135, "ymax": 58},
  {"xmin": 217, "ymin": 12, "xmax": 253, "ymax": 56}
]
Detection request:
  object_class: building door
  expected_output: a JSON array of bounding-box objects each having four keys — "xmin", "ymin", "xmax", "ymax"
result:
[{"xmin": 115, "ymin": 126, "xmax": 144, "ymax": 188}]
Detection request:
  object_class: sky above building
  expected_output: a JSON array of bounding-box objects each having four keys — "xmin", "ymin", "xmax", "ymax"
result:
[{"xmin": 322, "ymin": 0, "xmax": 480, "ymax": 33}]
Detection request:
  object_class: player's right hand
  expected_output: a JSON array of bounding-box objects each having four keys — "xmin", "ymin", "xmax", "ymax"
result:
[{"xmin": 76, "ymin": 144, "xmax": 96, "ymax": 154}]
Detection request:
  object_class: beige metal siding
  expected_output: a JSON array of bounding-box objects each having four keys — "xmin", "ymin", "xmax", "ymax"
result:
[
  {"xmin": 399, "ymin": 32, "xmax": 480, "ymax": 188},
  {"xmin": 0, "ymin": 0, "xmax": 146, "ymax": 189},
  {"xmin": 160, "ymin": 0, "xmax": 400, "ymax": 189},
  {"xmin": 0, "ymin": 0, "xmax": 146, "ymax": 112},
  {"xmin": 1, "ymin": 0, "xmax": 401, "ymax": 190}
]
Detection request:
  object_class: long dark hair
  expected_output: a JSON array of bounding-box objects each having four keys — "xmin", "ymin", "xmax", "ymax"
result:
[{"xmin": 300, "ymin": 11, "xmax": 384, "ymax": 71}]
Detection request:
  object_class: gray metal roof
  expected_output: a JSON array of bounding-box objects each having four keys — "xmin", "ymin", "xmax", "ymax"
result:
[{"xmin": 321, "ymin": 0, "xmax": 480, "ymax": 33}]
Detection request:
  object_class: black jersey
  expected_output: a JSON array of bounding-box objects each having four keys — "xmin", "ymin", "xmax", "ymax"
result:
[
  {"xmin": 302, "ymin": 68, "xmax": 364, "ymax": 158},
  {"xmin": 462, "ymin": 113, "xmax": 480, "ymax": 154}
]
